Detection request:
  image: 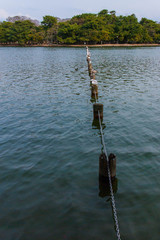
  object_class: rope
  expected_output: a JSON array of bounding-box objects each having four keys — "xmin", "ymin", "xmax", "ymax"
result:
[
  {"xmin": 98, "ymin": 111, "xmax": 121, "ymax": 240},
  {"xmin": 86, "ymin": 47, "xmax": 121, "ymax": 240}
]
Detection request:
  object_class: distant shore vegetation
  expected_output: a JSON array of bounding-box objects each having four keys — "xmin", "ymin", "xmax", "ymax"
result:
[{"xmin": 1, "ymin": 10, "xmax": 160, "ymax": 45}]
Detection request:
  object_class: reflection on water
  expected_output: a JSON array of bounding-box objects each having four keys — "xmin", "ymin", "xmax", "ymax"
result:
[
  {"xmin": 90, "ymin": 97, "xmax": 97, "ymax": 103},
  {"xmin": 92, "ymin": 119, "xmax": 106, "ymax": 130},
  {"xmin": 99, "ymin": 176, "xmax": 118, "ymax": 197},
  {"xmin": 98, "ymin": 152, "xmax": 118, "ymax": 198}
]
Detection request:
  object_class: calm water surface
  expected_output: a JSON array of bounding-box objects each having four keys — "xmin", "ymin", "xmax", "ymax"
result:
[{"xmin": 0, "ymin": 47, "xmax": 160, "ymax": 240}]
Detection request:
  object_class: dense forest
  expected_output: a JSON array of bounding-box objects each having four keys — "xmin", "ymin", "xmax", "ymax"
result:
[{"xmin": 1, "ymin": 9, "xmax": 160, "ymax": 45}]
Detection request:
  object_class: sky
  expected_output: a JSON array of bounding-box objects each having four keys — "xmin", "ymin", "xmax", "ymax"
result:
[{"xmin": 0, "ymin": 0, "xmax": 160, "ymax": 22}]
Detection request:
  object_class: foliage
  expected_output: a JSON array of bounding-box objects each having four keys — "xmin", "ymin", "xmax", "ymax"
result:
[
  {"xmin": 1, "ymin": 11, "xmax": 160, "ymax": 44},
  {"xmin": 41, "ymin": 15, "xmax": 57, "ymax": 29}
]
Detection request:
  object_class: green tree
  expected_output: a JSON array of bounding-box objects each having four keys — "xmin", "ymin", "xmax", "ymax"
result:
[
  {"xmin": 46, "ymin": 24, "xmax": 58, "ymax": 43},
  {"xmin": 1, "ymin": 10, "xmax": 160, "ymax": 45},
  {"xmin": 0, "ymin": 21, "xmax": 13, "ymax": 43},
  {"xmin": 140, "ymin": 18, "xmax": 159, "ymax": 42},
  {"xmin": 98, "ymin": 9, "xmax": 109, "ymax": 16},
  {"xmin": 58, "ymin": 22, "xmax": 79, "ymax": 43},
  {"xmin": 41, "ymin": 15, "xmax": 57, "ymax": 29},
  {"xmin": 28, "ymin": 28, "xmax": 45, "ymax": 44},
  {"xmin": 11, "ymin": 20, "xmax": 36, "ymax": 44},
  {"xmin": 114, "ymin": 14, "xmax": 144, "ymax": 43}
]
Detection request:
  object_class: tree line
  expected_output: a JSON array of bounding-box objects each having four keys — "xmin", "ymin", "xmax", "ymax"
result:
[{"xmin": 1, "ymin": 9, "xmax": 160, "ymax": 45}]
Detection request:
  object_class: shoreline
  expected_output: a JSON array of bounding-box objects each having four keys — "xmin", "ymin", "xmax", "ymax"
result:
[{"xmin": 0, "ymin": 43, "xmax": 160, "ymax": 47}]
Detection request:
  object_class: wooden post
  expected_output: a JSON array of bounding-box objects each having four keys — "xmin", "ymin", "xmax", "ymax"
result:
[
  {"xmin": 87, "ymin": 56, "xmax": 90, "ymax": 62},
  {"xmin": 90, "ymin": 79, "xmax": 97, "ymax": 86},
  {"xmin": 90, "ymin": 79, "xmax": 93, "ymax": 86},
  {"xmin": 86, "ymin": 46, "xmax": 90, "ymax": 57},
  {"xmin": 99, "ymin": 176, "xmax": 118, "ymax": 197},
  {"xmin": 99, "ymin": 153, "xmax": 108, "ymax": 178},
  {"xmin": 99, "ymin": 153, "xmax": 116, "ymax": 179},
  {"xmin": 108, "ymin": 153, "xmax": 116, "ymax": 178},
  {"xmin": 91, "ymin": 84, "xmax": 98, "ymax": 98},
  {"xmin": 99, "ymin": 153, "xmax": 117, "ymax": 197},
  {"xmin": 93, "ymin": 103, "xmax": 103, "ymax": 120},
  {"xmin": 88, "ymin": 61, "xmax": 92, "ymax": 77},
  {"xmin": 90, "ymin": 70, "xmax": 96, "ymax": 80},
  {"xmin": 91, "ymin": 80, "xmax": 98, "ymax": 98}
]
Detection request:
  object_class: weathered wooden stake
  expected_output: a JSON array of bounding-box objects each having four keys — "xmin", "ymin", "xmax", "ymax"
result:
[
  {"xmin": 86, "ymin": 48, "xmax": 97, "ymax": 81},
  {"xmin": 90, "ymin": 70, "xmax": 96, "ymax": 80},
  {"xmin": 87, "ymin": 56, "xmax": 90, "ymax": 62},
  {"xmin": 90, "ymin": 79, "xmax": 97, "ymax": 86},
  {"xmin": 93, "ymin": 103, "xmax": 103, "ymax": 120},
  {"xmin": 108, "ymin": 153, "xmax": 116, "ymax": 178},
  {"xmin": 99, "ymin": 153, "xmax": 108, "ymax": 178},
  {"xmin": 99, "ymin": 153, "xmax": 116, "ymax": 179},
  {"xmin": 91, "ymin": 81, "xmax": 98, "ymax": 98},
  {"xmin": 86, "ymin": 47, "xmax": 90, "ymax": 57},
  {"xmin": 90, "ymin": 79, "xmax": 93, "ymax": 85},
  {"xmin": 99, "ymin": 175, "xmax": 118, "ymax": 197},
  {"xmin": 88, "ymin": 62, "xmax": 92, "ymax": 77}
]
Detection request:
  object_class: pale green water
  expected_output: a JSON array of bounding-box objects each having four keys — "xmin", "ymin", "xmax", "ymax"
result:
[{"xmin": 0, "ymin": 47, "xmax": 160, "ymax": 240}]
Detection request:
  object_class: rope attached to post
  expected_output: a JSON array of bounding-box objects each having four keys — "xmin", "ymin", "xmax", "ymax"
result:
[
  {"xmin": 98, "ymin": 111, "xmax": 121, "ymax": 240},
  {"xmin": 86, "ymin": 46, "xmax": 121, "ymax": 239}
]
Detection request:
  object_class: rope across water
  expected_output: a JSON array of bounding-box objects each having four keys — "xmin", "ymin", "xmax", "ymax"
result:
[
  {"xmin": 86, "ymin": 46, "xmax": 121, "ymax": 240},
  {"xmin": 98, "ymin": 111, "xmax": 121, "ymax": 240}
]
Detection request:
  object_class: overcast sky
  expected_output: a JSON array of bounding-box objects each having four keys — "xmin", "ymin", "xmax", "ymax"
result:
[{"xmin": 0, "ymin": 0, "xmax": 160, "ymax": 22}]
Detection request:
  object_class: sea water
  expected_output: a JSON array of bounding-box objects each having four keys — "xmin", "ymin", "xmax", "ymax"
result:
[{"xmin": 0, "ymin": 46, "xmax": 160, "ymax": 240}]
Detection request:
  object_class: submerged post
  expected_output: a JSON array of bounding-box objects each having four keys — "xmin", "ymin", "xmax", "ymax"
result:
[
  {"xmin": 86, "ymin": 47, "xmax": 97, "ymax": 80},
  {"xmin": 108, "ymin": 153, "xmax": 116, "ymax": 178},
  {"xmin": 99, "ymin": 153, "xmax": 108, "ymax": 178},
  {"xmin": 91, "ymin": 80, "xmax": 98, "ymax": 98},
  {"xmin": 90, "ymin": 69, "xmax": 96, "ymax": 80},
  {"xmin": 99, "ymin": 153, "xmax": 117, "ymax": 179},
  {"xmin": 93, "ymin": 103, "xmax": 103, "ymax": 120},
  {"xmin": 88, "ymin": 61, "xmax": 92, "ymax": 77}
]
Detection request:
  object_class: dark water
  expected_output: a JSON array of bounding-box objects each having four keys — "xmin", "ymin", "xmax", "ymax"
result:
[{"xmin": 0, "ymin": 46, "xmax": 160, "ymax": 240}]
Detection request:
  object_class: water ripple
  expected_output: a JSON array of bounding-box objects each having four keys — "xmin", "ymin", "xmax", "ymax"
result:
[{"xmin": 0, "ymin": 47, "xmax": 160, "ymax": 240}]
